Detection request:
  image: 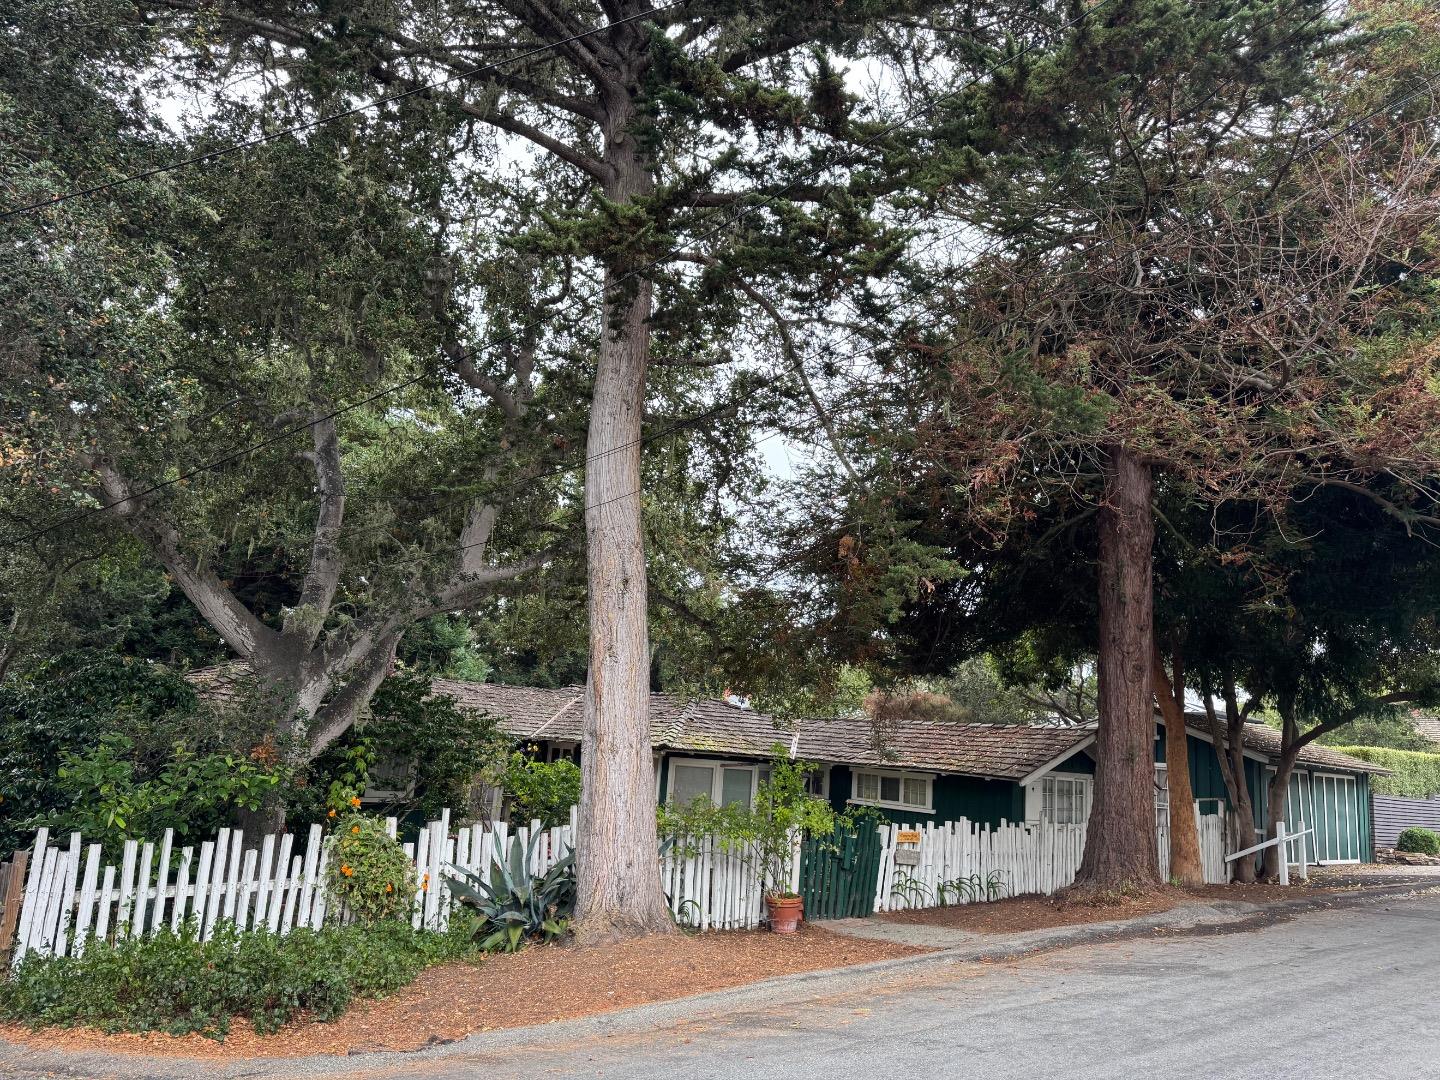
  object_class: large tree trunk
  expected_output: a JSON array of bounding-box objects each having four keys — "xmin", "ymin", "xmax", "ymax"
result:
[
  {"xmin": 1262, "ymin": 700, "xmax": 1302, "ymax": 880},
  {"xmin": 571, "ymin": 89, "xmax": 674, "ymax": 942},
  {"xmin": 1151, "ymin": 644, "xmax": 1204, "ymax": 886},
  {"xmin": 1073, "ymin": 446, "xmax": 1162, "ymax": 893}
]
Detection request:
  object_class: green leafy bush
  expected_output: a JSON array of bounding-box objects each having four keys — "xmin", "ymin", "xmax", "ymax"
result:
[
  {"xmin": 502, "ymin": 751, "xmax": 581, "ymax": 827},
  {"xmin": 446, "ymin": 834, "xmax": 575, "ymax": 951},
  {"xmin": 1331, "ymin": 746, "xmax": 1440, "ymax": 797},
  {"xmin": 0, "ymin": 918, "xmax": 477, "ymax": 1039},
  {"xmin": 325, "ymin": 814, "xmax": 416, "ymax": 923},
  {"xmin": 658, "ymin": 748, "xmax": 839, "ymax": 900},
  {"xmin": 45, "ymin": 734, "xmax": 287, "ymax": 849},
  {"xmin": 296, "ymin": 670, "xmax": 510, "ymax": 824},
  {"xmin": 1396, "ymin": 827, "xmax": 1440, "ymax": 856}
]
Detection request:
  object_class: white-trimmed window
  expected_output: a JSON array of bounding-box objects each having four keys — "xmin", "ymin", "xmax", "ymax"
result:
[
  {"xmin": 1039, "ymin": 774, "xmax": 1090, "ymax": 825},
  {"xmin": 1154, "ymin": 763, "xmax": 1171, "ymax": 827},
  {"xmin": 667, "ymin": 758, "xmax": 769, "ymax": 809},
  {"xmin": 850, "ymin": 769, "xmax": 934, "ymax": 813}
]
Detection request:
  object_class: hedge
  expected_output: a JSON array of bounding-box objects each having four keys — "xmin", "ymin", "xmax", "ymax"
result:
[{"xmin": 1332, "ymin": 746, "xmax": 1440, "ymax": 798}]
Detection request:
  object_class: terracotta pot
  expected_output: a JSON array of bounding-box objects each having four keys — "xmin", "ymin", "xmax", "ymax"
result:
[{"xmin": 766, "ymin": 894, "xmax": 804, "ymax": 934}]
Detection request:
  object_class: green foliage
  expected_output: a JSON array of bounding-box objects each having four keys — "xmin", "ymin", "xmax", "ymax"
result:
[
  {"xmin": 1319, "ymin": 717, "xmax": 1435, "ymax": 752},
  {"xmin": 0, "ymin": 918, "xmax": 477, "ymax": 1039},
  {"xmin": 1331, "ymin": 747, "xmax": 1440, "ymax": 798},
  {"xmin": 46, "ymin": 735, "xmax": 287, "ymax": 849},
  {"xmin": 659, "ymin": 747, "xmax": 838, "ymax": 899},
  {"xmin": 889, "ymin": 873, "xmax": 931, "ymax": 906},
  {"xmin": 502, "ymin": 752, "xmax": 581, "ymax": 828},
  {"xmin": 0, "ymin": 654, "xmax": 276, "ymax": 850},
  {"xmin": 445, "ymin": 834, "xmax": 575, "ymax": 952},
  {"xmin": 1396, "ymin": 827, "xmax": 1440, "ymax": 856},
  {"xmin": 938, "ymin": 871, "xmax": 1005, "ymax": 905},
  {"xmin": 325, "ymin": 814, "xmax": 416, "ymax": 923},
  {"xmin": 298, "ymin": 670, "xmax": 511, "ymax": 824}
]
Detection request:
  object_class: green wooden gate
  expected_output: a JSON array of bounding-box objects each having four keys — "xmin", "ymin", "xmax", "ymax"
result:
[{"xmin": 798, "ymin": 825, "xmax": 883, "ymax": 920}]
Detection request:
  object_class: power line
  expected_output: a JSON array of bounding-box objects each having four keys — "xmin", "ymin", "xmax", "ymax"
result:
[
  {"xmin": 16, "ymin": 0, "xmax": 1120, "ymax": 545},
  {"xmin": 0, "ymin": 1, "xmax": 688, "ymax": 221}
]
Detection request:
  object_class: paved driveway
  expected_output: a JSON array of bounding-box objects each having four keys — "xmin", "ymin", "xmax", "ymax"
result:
[{"xmin": 3, "ymin": 895, "xmax": 1436, "ymax": 1079}]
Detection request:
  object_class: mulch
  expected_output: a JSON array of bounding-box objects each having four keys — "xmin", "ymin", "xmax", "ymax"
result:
[
  {"xmin": 0, "ymin": 924, "xmax": 925, "ymax": 1060},
  {"xmin": 877, "ymin": 882, "xmax": 1336, "ymax": 935}
]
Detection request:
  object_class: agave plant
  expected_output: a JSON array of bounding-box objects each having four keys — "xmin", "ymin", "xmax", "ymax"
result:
[{"xmin": 445, "ymin": 833, "xmax": 576, "ymax": 952}]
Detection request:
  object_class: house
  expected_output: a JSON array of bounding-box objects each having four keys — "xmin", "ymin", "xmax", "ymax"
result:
[
  {"xmin": 427, "ymin": 681, "xmax": 1384, "ymax": 866},
  {"xmin": 186, "ymin": 665, "xmax": 1383, "ymax": 865},
  {"xmin": 1409, "ymin": 713, "xmax": 1440, "ymax": 748}
]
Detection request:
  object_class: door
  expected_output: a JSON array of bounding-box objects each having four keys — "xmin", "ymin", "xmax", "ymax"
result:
[
  {"xmin": 1313, "ymin": 773, "xmax": 1360, "ymax": 863},
  {"xmin": 798, "ymin": 824, "xmax": 884, "ymax": 920}
]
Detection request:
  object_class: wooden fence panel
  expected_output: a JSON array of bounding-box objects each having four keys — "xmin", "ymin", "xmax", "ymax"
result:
[{"xmin": 1371, "ymin": 793, "xmax": 1440, "ymax": 849}]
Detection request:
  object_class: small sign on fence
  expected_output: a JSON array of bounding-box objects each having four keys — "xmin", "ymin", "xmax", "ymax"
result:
[
  {"xmin": 892, "ymin": 848, "xmax": 921, "ymax": 867},
  {"xmin": 895, "ymin": 830, "xmax": 921, "ymax": 845}
]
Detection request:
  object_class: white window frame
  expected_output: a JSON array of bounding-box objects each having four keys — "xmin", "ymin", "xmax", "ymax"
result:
[
  {"xmin": 1154, "ymin": 763, "xmax": 1170, "ymax": 827},
  {"xmin": 1030, "ymin": 771, "xmax": 1092, "ymax": 826},
  {"xmin": 361, "ymin": 751, "xmax": 416, "ymax": 803},
  {"xmin": 848, "ymin": 768, "xmax": 936, "ymax": 813},
  {"xmin": 665, "ymin": 757, "xmax": 769, "ymax": 809}
]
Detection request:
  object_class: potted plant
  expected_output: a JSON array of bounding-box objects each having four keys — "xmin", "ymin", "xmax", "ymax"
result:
[{"xmin": 753, "ymin": 748, "xmax": 837, "ymax": 934}]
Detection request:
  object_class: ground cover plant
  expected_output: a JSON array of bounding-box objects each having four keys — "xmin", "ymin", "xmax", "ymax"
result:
[{"xmin": 0, "ymin": 918, "xmax": 478, "ymax": 1040}]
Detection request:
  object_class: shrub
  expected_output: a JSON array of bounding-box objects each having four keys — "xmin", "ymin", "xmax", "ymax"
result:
[
  {"xmin": 1330, "ymin": 746, "xmax": 1440, "ymax": 798},
  {"xmin": 503, "ymin": 752, "xmax": 581, "ymax": 828},
  {"xmin": 1396, "ymin": 827, "xmax": 1440, "ymax": 856},
  {"xmin": 446, "ymin": 834, "xmax": 575, "ymax": 952},
  {"xmin": 325, "ymin": 813, "xmax": 416, "ymax": 923},
  {"xmin": 0, "ymin": 918, "xmax": 477, "ymax": 1039}
]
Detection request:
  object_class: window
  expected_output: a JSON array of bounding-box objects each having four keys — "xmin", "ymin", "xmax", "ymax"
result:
[
  {"xmin": 666, "ymin": 759, "xmax": 765, "ymax": 808},
  {"xmin": 1039, "ymin": 775, "xmax": 1090, "ymax": 825},
  {"xmin": 850, "ymin": 769, "xmax": 934, "ymax": 812},
  {"xmin": 1154, "ymin": 764, "xmax": 1170, "ymax": 828}
]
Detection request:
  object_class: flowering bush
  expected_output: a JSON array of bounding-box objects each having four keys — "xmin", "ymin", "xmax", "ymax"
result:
[{"xmin": 324, "ymin": 813, "xmax": 415, "ymax": 923}]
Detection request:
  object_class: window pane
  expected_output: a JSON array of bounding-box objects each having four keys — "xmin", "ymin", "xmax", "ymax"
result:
[
  {"xmin": 672, "ymin": 765, "xmax": 714, "ymax": 806},
  {"xmin": 903, "ymin": 778, "xmax": 927, "ymax": 807},
  {"xmin": 856, "ymin": 773, "xmax": 878, "ymax": 801},
  {"xmin": 721, "ymin": 768, "xmax": 753, "ymax": 807},
  {"xmin": 880, "ymin": 776, "xmax": 901, "ymax": 803}
]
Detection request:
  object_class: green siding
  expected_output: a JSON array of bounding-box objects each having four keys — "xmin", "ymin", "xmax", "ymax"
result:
[{"xmin": 827, "ymin": 765, "xmax": 1022, "ymax": 827}]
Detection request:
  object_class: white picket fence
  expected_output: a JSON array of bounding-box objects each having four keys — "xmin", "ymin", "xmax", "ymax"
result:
[
  {"xmin": 10, "ymin": 808, "xmax": 577, "ymax": 966},
  {"xmin": 875, "ymin": 805, "xmax": 1229, "ymax": 913},
  {"xmin": 658, "ymin": 832, "xmax": 801, "ymax": 931},
  {"xmin": 11, "ymin": 804, "xmax": 1235, "ymax": 962}
]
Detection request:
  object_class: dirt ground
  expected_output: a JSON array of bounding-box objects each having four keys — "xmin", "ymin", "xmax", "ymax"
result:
[
  {"xmin": 0, "ymin": 924, "xmax": 924, "ymax": 1059},
  {"xmin": 876, "ymin": 882, "xmax": 1331, "ymax": 935}
]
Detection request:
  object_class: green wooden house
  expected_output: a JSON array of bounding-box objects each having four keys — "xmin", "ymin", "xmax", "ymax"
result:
[
  {"xmin": 187, "ymin": 666, "xmax": 1383, "ymax": 865},
  {"xmin": 430, "ymin": 681, "xmax": 1385, "ymax": 867}
]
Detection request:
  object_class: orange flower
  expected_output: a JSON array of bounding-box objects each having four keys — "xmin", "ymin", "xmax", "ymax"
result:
[
  {"xmin": 421, "ymin": 873, "xmax": 430, "ymax": 892},
  {"xmin": 351, "ymin": 825, "xmax": 360, "ymax": 834},
  {"xmin": 340, "ymin": 864, "xmax": 354, "ymax": 877},
  {"xmin": 327, "ymin": 809, "xmax": 336, "ymax": 818},
  {"xmin": 385, "ymin": 883, "xmax": 394, "ymax": 893},
  {"xmin": 350, "ymin": 796, "xmax": 361, "ymax": 807}
]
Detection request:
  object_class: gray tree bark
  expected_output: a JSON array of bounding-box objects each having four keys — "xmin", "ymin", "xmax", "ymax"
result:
[{"xmin": 572, "ymin": 79, "xmax": 675, "ymax": 942}]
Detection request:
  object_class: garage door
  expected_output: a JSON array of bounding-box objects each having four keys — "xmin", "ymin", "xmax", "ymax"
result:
[{"xmin": 1313, "ymin": 774, "xmax": 1360, "ymax": 863}]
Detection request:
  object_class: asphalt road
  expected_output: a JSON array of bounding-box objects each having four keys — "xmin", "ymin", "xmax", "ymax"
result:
[
  {"xmin": 395, "ymin": 895, "xmax": 1440, "ymax": 1080},
  {"xmin": 4, "ymin": 895, "xmax": 1437, "ymax": 1079}
]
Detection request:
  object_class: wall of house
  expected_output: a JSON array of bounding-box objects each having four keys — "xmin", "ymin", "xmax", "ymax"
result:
[{"xmin": 826, "ymin": 765, "xmax": 1025, "ymax": 828}]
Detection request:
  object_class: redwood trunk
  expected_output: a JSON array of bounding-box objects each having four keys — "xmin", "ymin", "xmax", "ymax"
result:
[
  {"xmin": 1073, "ymin": 446, "xmax": 1161, "ymax": 892},
  {"xmin": 571, "ymin": 91, "xmax": 674, "ymax": 942},
  {"xmin": 1151, "ymin": 648, "xmax": 1204, "ymax": 886}
]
